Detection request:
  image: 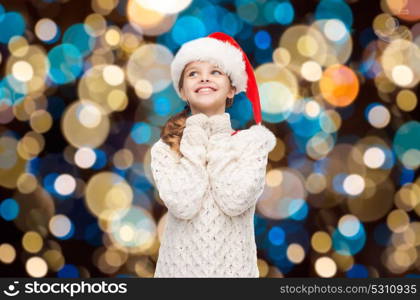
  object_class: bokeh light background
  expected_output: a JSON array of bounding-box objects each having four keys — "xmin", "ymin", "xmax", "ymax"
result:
[{"xmin": 0, "ymin": 0, "xmax": 420, "ymax": 278}]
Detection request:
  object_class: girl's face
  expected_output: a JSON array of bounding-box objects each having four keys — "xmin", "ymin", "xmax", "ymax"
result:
[{"xmin": 179, "ymin": 60, "xmax": 236, "ymax": 117}]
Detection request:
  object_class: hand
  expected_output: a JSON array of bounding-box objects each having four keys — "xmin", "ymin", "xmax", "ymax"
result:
[
  {"xmin": 185, "ymin": 112, "xmax": 209, "ymax": 129},
  {"xmin": 207, "ymin": 112, "xmax": 231, "ymax": 136},
  {"xmin": 185, "ymin": 113, "xmax": 212, "ymax": 138}
]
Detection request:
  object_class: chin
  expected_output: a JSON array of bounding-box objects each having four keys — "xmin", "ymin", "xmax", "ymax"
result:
[{"xmin": 191, "ymin": 98, "xmax": 217, "ymax": 108}]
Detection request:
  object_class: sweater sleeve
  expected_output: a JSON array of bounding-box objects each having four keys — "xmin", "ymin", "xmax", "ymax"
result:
[
  {"xmin": 150, "ymin": 113, "xmax": 210, "ymax": 220},
  {"xmin": 207, "ymin": 123, "xmax": 276, "ymax": 217}
]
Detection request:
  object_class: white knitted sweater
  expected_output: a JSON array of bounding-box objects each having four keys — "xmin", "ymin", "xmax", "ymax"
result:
[{"xmin": 150, "ymin": 112, "xmax": 276, "ymax": 278}]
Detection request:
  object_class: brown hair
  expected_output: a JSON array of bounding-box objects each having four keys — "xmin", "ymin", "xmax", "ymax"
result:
[{"xmin": 160, "ymin": 67, "xmax": 234, "ymax": 157}]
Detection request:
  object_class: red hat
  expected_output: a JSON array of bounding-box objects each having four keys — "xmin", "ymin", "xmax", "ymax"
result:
[{"xmin": 170, "ymin": 32, "xmax": 262, "ymax": 125}]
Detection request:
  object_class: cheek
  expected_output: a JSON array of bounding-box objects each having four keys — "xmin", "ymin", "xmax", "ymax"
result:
[
  {"xmin": 183, "ymin": 81, "xmax": 195, "ymax": 94},
  {"xmin": 218, "ymin": 81, "xmax": 232, "ymax": 94}
]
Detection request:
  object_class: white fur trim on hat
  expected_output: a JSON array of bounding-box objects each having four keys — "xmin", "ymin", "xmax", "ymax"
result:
[{"xmin": 170, "ymin": 37, "xmax": 247, "ymax": 100}]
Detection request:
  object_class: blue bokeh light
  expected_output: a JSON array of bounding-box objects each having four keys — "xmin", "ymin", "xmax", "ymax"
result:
[
  {"xmin": 47, "ymin": 44, "xmax": 83, "ymax": 85},
  {"xmin": 57, "ymin": 264, "xmax": 80, "ymax": 278},
  {"xmin": 315, "ymin": 0, "xmax": 353, "ymax": 29},
  {"xmin": 332, "ymin": 223, "xmax": 366, "ymax": 256},
  {"xmin": 287, "ymin": 199, "xmax": 308, "ymax": 221},
  {"xmin": 400, "ymin": 166, "xmax": 415, "ymax": 185},
  {"xmin": 268, "ymin": 226, "xmax": 286, "ymax": 245},
  {"xmin": 62, "ymin": 24, "xmax": 96, "ymax": 57},
  {"xmin": 392, "ymin": 121, "xmax": 420, "ymax": 170},
  {"xmin": 172, "ymin": 16, "xmax": 206, "ymax": 46},
  {"xmin": 0, "ymin": 12, "xmax": 26, "ymax": 44},
  {"xmin": 254, "ymin": 30, "xmax": 271, "ymax": 50},
  {"xmin": 152, "ymin": 96, "xmax": 171, "ymax": 116},
  {"xmin": 0, "ymin": 75, "xmax": 27, "ymax": 106},
  {"xmin": 130, "ymin": 122, "xmax": 152, "ymax": 144},
  {"xmin": 222, "ymin": 12, "xmax": 242, "ymax": 36},
  {"xmin": 91, "ymin": 149, "xmax": 107, "ymax": 170},
  {"xmin": 346, "ymin": 264, "xmax": 369, "ymax": 278},
  {"xmin": 274, "ymin": 1, "xmax": 294, "ymax": 25},
  {"xmin": 0, "ymin": 198, "xmax": 19, "ymax": 221}
]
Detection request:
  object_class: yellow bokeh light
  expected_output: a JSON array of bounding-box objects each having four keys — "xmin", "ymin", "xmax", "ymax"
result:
[
  {"xmin": 301, "ymin": 60, "xmax": 322, "ymax": 82},
  {"xmin": 113, "ymin": 149, "xmax": 134, "ymax": 170},
  {"xmin": 134, "ymin": 79, "xmax": 154, "ymax": 99},
  {"xmin": 363, "ymin": 147, "xmax": 386, "ymax": 169},
  {"xmin": 43, "ymin": 249, "xmax": 65, "ymax": 272},
  {"xmin": 84, "ymin": 13, "xmax": 107, "ymax": 37},
  {"xmin": 394, "ymin": 183, "xmax": 420, "ymax": 211},
  {"xmin": 343, "ymin": 174, "xmax": 365, "ymax": 196},
  {"xmin": 103, "ymin": 65, "xmax": 125, "ymax": 86},
  {"xmin": 396, "ymin": 89, "xmax": 417, "ymax": 112},
  {"xmin": 85, "ymin": 172, "xmax": 133, "ymax": 220},
  {"xmin": 8, "ymin": 36, "xmax": 29, "ymax": 57},
  {"xmin": 30, "ymin": 109, "xmax": 53, "ymax": 133},
  {"xmin": 135, "ymin": 0, "xmax": 192, "ymax": 14},
  {"xmin": 104, "ymin": 27, "xmax": 121, "ymax": 47},
  {"xmin": 17, "ymin": 173, "xmax": 38, "ymax": 194},
  {"xmin": 126, "ymin": 44, "xmax": 173, "ymax": 94},
  {"xmin": 78, "ymin": 64, "xmax": 127, "ymax": 113},
  {"xmin": 387, "ymin": 209, "xmax": 410, "ymax": 233},
  {"xmin": 17, "ymin": 131, "xmax": 45, "ymax": 160},
  {"xmin": 92, "ymin": 0, "xmax": 119, "ymax": 15},
  {"xmin": 311, "ymin": 231, "xmax": 332, "ymax": 253},
  {"xmin": 272, "ymin": 47, "xmax": 291, "ymax": 67},
  {"xmin": 22, "ymin": 231, "xmax": 43, "ymax": 254},
  {"xmin": 12, "ymin": 60, "xmax": 34, "ymax": 82},
  {"xmin": 297, "ymin": 35, "xmax": 319, "ymax": 57},
  {"xmin": 381, "ymin": 39, "xmax": 420, "ymax": 88},
  {"xmin": 61, "ymin": 100, "xmax": 110, "ymax": 148},
  {"xmin": 392, "ymin": 65, "xmax": 414, "ymax": 86},
  {"xmin": 266, "ymin": 169, "xmax": 283, "ymax": 187},
  {"xmin": 74, "ymin": 147, "xmax": 97, "ymax": 169},
  {"xmin": 315, "ymin": 256, "xmax": 337, "ymax": 277},
  {"xmin": 0, "ymin": 243, "xmax": 16, "ymax": 264},
  {"xmin": 107, "ymin": 90, "xmax": 128, "ymax": 111},
  {"xmin": 287, "ymin": 243, "xmax": 305, "ymax": 264},
  {"xmin": 26, "ymin": 256, "xmax": 48, "ymax": 278}
]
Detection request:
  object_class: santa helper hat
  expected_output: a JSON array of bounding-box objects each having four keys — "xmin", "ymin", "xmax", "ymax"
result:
[{"xmin": 170, "ymin": 32, "xmax": 262, "ymax": 133}]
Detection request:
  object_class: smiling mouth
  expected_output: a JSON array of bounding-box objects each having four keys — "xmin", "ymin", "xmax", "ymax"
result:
[{"xmin": 195, "ymin": 87, "xmax": 217, "ymax": 93}]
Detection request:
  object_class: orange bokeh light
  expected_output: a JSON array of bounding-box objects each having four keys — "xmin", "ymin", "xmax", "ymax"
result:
[
  {"xmin": 386, "ymin": 0, "xmax": 420, "ymax": 22},
  {"xmin": 319, "ymin": 64, "xmax": 359, "ymax": 107}
]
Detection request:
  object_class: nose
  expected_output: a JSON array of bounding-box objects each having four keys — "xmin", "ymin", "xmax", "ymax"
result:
[{"xmin": 200, "ymin": 78, "xmax": 209, "ymax": 82}]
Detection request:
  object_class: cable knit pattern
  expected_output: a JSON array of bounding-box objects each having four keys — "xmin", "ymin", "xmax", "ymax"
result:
[
  {"xmin": 150, "ymin": 113, "xmax": 210, "ymax": 220},
  {"xmin": 150, "ymin": 112, "xmax": 276, "ymax": 278}
]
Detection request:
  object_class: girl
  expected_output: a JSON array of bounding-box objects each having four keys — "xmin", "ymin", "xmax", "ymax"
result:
[{"xmin": 150, "ymin": 32, "xmax": 276, "ymax": 277}]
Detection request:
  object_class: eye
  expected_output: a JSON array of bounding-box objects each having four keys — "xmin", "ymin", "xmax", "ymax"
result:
[
  {"xmin": 188, "ymin": 71, "xmax": 197, "ymax": 76},
  {"xmin": 212, "ymin": 70, "xmax": 222, "ymax": 75}
]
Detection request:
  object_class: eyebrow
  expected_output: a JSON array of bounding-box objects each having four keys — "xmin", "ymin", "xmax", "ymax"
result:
[{"xmin": 185, "ymin": 65, "xmax": 222, "ymax": 73}]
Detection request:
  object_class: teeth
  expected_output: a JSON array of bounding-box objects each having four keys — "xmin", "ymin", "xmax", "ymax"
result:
[{"xmin": 197, "ymin": 88, "xmax": 213, "ymax": 92}]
